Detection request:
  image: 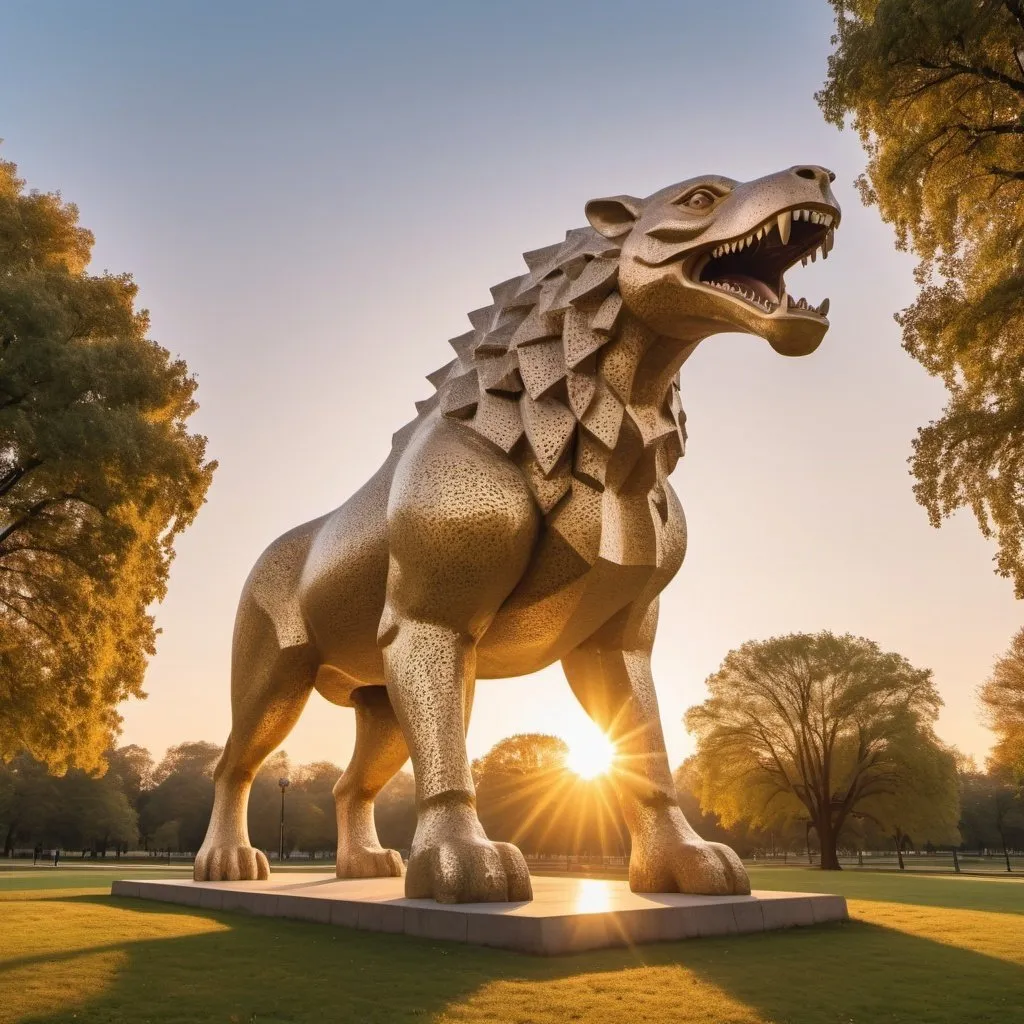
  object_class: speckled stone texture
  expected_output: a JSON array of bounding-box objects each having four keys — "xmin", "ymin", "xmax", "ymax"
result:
[
  {"xmin": 192, "ymin": 166, "xmax": 841, "ymax": 904},
  {"xmin": 113, "ymin": 875, "xmax": 848, "ymax": 955}
]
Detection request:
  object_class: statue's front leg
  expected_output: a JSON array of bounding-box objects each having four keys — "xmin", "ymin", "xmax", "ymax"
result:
[
  {"xmin": 382, "ymin": 619, "xmax": 531, "ymax": 903},
  {"xmin": 380, "ymin": 417, "xmax": 539, "ymax": 903},
  {"xmin": 563, "ymin": 602, "xmax": 750, "ymax": 896}
]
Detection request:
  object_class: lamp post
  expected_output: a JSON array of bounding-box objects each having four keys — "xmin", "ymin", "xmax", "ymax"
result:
[{"xmin": 278, "ymin": 777, "xmax": 290, "ymax": 865}]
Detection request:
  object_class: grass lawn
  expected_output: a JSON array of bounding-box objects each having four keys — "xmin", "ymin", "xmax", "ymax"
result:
[{"xmin": 1, "ymin": 866, "xmax": 1022, "ymax": 1024}]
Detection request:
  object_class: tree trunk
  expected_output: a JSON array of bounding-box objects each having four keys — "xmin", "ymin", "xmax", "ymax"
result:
[
  {"xmin": 816, "ymin": 815, "xmax": 841, "ymax": 871},
  {"xmin": 1001, "ymin": 834, "xmax": 1012, "ymax": 873}
]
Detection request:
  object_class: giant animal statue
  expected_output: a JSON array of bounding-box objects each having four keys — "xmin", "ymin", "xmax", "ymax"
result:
[{"xmin": 195, "ymin": 165, "xmax": 840, "ymax": 903}]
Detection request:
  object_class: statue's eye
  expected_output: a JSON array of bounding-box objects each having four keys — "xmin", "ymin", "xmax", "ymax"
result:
[{"xmin": 682, "ymin": 189, "xmax": 717, "ymax": 210}]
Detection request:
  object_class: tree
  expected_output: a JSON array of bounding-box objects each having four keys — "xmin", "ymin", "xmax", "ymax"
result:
[
  {"xmin": 859, "ymin": 727, "xmax": 961, "ymax": 865},
  {"xmin": 0, "ymin": 754, "xmax": 56, "ymax": 854},
  {"xmin": 0, "ymin": 155, "xmax": 216, "ymax": 772},
  {"xmin": 0, "ymin": 751, "xmax": 137, "ymax": 855},
  {"xmin": 150, "ymin": 741, "xmax": 221, "ymax": 784},
  {"xmin": 959, "ymin": 766, "xmax": 1024, "ymax": 867},
  {"xmin": 374, "ymin": 770, "xmax": 416, "ymax": 853},
  {"xmin": 47, "ymin": 768, "xmax": 137, "ymax": 855},
  {"xmin": 685, "ymin": 632, "xmax": 959, "ymax": 870},
  {"xmin": 474, "ymin": 734, "xmax": 572, "ymax": 856},
  {"xmin": 143, "ymin": 742, "xmax": 221, "ymax": 853},
  {"xmin": 979, "ymin": 628, "xmax": 1024, "ymax": 781},
  {"xmin": 291, "ymin": 761, "xmax": 342, "ymax": 855},
  {"xmin": 106, "ymin": 744, "xmax": 154, "ymax": 807},
  {"xmin": 817, "ymin": 2, "xmax": 1024, "ymax": 594}
]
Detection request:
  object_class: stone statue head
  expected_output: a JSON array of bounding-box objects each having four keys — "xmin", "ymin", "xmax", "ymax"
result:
[{"xmin": 586, "ymin": 165, "xmax": 840, "ymax": 356}]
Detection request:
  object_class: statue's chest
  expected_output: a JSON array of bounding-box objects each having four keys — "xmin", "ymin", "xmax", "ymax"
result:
[{"xmin": 478, "ymin": 482, "xmax": 686, "ymax": 673}]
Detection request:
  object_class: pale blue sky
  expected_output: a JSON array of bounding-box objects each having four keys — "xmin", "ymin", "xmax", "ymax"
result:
[{"xmin": 2, "ymin": 0, "xmax": 1018, "ymax": 771}]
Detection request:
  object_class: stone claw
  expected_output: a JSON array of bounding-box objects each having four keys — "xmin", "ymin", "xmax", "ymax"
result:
[
  {"xmin": 193, "ymin": 844, "xmax": 269, "ymax": 882},
  {"xmin": 336, "ymin": 846, "xmax": 404, "ymax": 879},
  {"xmin": 404, "ymin": 802, "xmax": 533, "ymax": 904},
  {"xmin": 628, "ymin": 807, "xmax": 751, "ymax": 896}
]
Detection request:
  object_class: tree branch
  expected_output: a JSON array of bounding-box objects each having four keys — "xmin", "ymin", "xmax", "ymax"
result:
[
  {"xmin": 1003, "ymin": 0, "xmax": 1024, "ymax": 34},
  {"xmin": 0, "ymin": 458, "xmax": 43, "ymax": 499},
  {"xmin": 917, "ymin": 57, "xmax": 1024, "ymax": 96},
  {"xmin": 987, "ymin": 165, "xmax": 1024, "ymax": 180}
]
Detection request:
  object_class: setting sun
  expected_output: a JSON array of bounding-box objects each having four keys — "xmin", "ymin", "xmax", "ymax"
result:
[{"xmin": 566, "ymin": 729, "xmax": 617, "ymax": 780}]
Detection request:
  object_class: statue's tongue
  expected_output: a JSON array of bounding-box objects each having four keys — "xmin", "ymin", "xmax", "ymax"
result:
[{"xmin": 718, "ymin": 273, "xmax": 778, "ymax": 303}]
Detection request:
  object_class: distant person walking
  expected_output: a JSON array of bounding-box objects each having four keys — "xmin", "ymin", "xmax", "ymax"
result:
[{"xmin": 53, "ymin": 848, "xmax": 60, "ymax": 867}]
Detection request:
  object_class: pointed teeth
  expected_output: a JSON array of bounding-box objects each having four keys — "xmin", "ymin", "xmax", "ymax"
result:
[
  {"xmin": 703, "ymin": 278, "xmax": 777, "ymax": 310},
  {"xmin": 784, "ymin": 295, "xmax": 829, "ymax": 317},
  {"xmin": 777, "ymin": 210, "xmax": 792, "ymax": 246}
]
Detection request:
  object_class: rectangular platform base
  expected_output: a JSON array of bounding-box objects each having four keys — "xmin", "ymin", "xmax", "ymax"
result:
[{"xmin": 111, "ymin": 874, "xmax": 847, "ymax": 956}]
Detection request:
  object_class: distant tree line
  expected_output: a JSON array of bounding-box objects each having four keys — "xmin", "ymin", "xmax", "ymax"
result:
[
  {"xmin": 2, "ymin": 724, "xmax": 1020, "ymax": 867},
  {"xmin": 0, "ymin": 738, "xmax": 419, "ymax": 859},
  {"xmin": 0, "ymin": 733, "xmax": 626, "ymax": 860}
]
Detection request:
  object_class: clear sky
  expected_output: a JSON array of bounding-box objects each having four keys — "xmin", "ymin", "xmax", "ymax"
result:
[{"xmin": 1, "ymin": 0, "xmax": 1019, "ymax": 774}]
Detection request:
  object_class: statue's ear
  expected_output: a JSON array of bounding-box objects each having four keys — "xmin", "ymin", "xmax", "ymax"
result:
[{"xmin": 585, "ymin": 195, "xmax": 642, "ymax": 239}]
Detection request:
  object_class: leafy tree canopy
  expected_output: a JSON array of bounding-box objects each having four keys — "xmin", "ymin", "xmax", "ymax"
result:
[
  {"xmin": 959, "ymin": 764, "xmax": 1024, "ymax": 854},
  {"xmin": 1, "ymin": 752, "xmax": 136, "ymax": 855},
  {"xmin": 685, "ymin": 632, "xmax": 959, "ymax": 869},
  {"xmin": 471, "ymin": 733, "xmax": 569, "ymax": 780},
  {"xmin": 980, "ymin": 627, "xmax": 1024, "ymax": 779},
  {"xmin": 817, "ymin": 1, "xmax": 1024, "ymax": 593},
  {"xmin": 0, "ymin": 155, "xmax": 215, "ymax": 772}
]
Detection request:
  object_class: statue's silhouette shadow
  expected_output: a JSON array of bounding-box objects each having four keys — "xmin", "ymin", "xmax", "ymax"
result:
[{"xmin": 7, "ymin": 889, "xmax": 1023, "ymax": 1024}]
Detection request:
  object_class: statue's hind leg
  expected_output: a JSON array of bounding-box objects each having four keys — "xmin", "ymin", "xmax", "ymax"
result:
[
  {"xmin": 333, "ymin": 686, "xmax": 408, "ymax": 878},
  {"xmin": 563, "ymin": 600, "xmax": 750, "ymax": 896},
  {"xmin": 194, "ymin": 598, "xmax": 317, "ymax": 882}
]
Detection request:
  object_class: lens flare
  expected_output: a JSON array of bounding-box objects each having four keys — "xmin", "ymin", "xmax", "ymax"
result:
[{"xmin": 566, "ymin": 730, "xmax": 616, "ymax": 780}]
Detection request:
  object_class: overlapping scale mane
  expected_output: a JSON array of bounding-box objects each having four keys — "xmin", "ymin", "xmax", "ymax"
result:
[{"xmin": 413, "ymin": 224, "xmax": 686, "ymax": 515}]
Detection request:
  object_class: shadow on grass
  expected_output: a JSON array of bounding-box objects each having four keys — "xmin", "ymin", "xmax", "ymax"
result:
[{"xmin": 5, "ymin": 894, "xmax": 1023, "ymax": 1024}]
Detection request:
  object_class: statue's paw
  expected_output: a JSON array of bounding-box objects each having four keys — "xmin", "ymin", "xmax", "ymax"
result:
[
  {"xmin": 631, "ymin": 838, "xmax": 750, "ymax": 896},
  {"xmin": 706, "ymin": 841, "xmax": 751, "ymax": 895},
  {"xmin": 336, "ymin": 845, "xmax": 404, "ymax": 879},
  {"xmin": 194, "ymin": 844, "xmax": 269, "ymax": 882},
  {"xmin": 405, "ymin": 837, "xmax": 532, "ymax": 904}
]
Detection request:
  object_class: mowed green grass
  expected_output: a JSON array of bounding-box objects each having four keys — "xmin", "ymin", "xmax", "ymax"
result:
[{"xmin": 1, "ymin": 866, "xmax": 1022, "ymax": 1024}]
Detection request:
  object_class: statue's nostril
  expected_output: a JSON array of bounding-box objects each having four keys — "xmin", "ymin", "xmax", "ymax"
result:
[{"xmin": 795, "ymin": 167, "xmax": 818, "ymax": 180}]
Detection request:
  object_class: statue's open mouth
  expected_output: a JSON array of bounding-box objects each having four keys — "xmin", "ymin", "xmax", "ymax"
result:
[{"xmin": 687, "ymin": 205, "xmax": 837, "ymax": 320}]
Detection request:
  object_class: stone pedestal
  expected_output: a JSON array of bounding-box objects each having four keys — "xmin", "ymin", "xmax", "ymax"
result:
[{"xmin": 112, "ymin": 873, "xmax": 847, "ymax": 955}]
